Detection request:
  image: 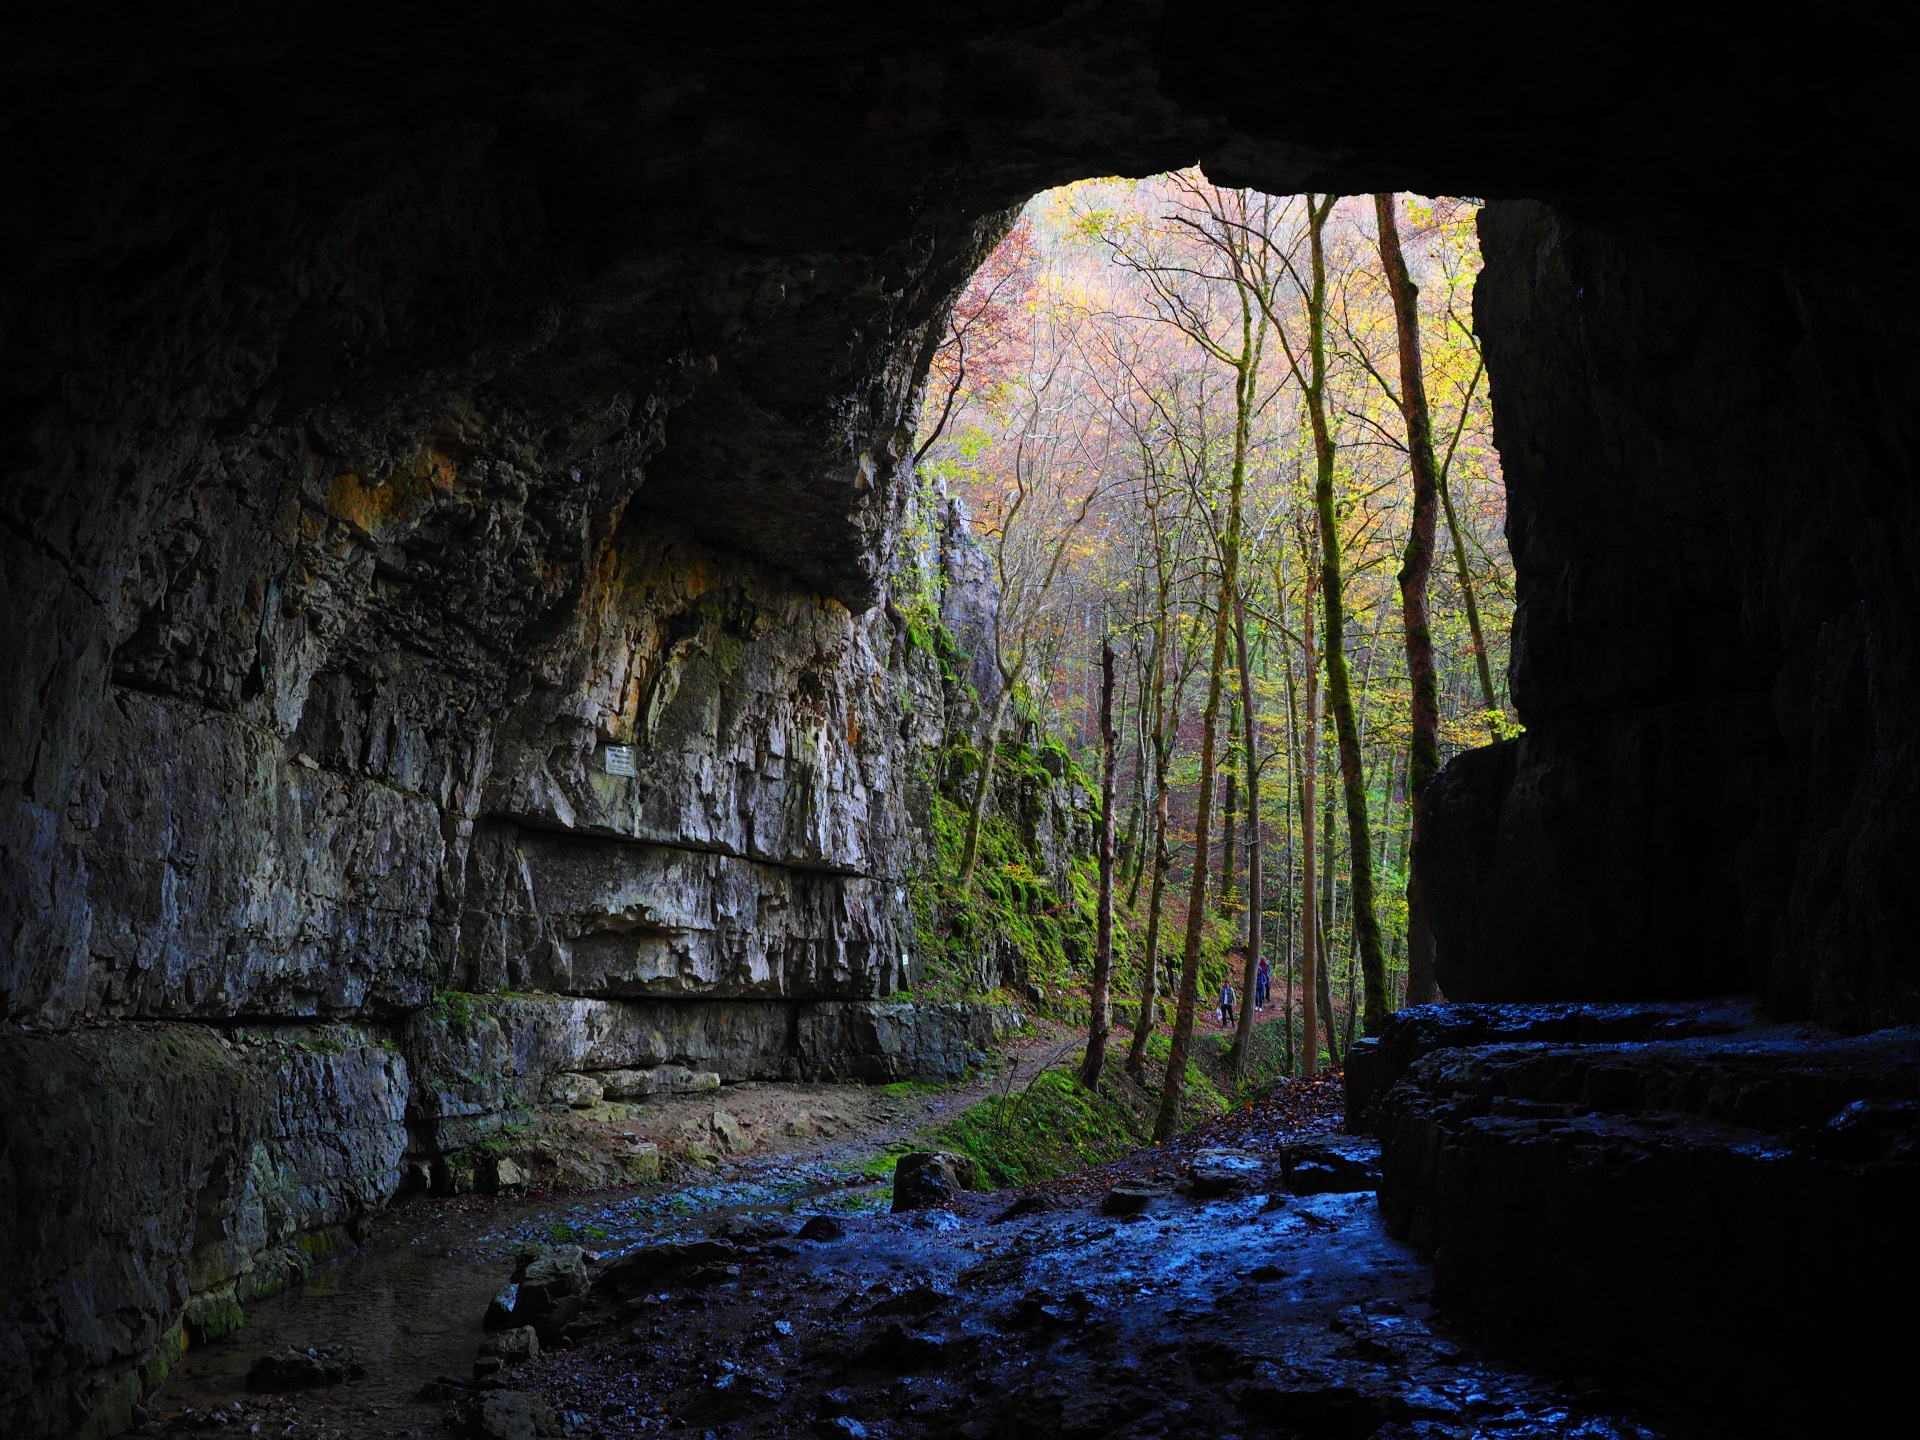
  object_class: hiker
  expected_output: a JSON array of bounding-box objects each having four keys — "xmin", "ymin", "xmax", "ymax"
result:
[
  {"xmin": 1219, "ymin": 981, "xmax": 1236, "ymax": 1029},
  {"xmin": 1255, "ymin": 955, "xmax": 1272, "ymax": 1010}
]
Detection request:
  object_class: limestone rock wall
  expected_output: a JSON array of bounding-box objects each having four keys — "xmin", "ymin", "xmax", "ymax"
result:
[
  {"xmin": 1419, "ymin": 201, "xmax": 1920, "ymax": 1028},
  {"xmin": 1366, "ymin": 1004, "xmax": 1920, "ymax": 1430},
  {"xmin": 6, "ymin": 7, "xmax": 1919, "ymax": 1437},
  {"xmin": 0, "ymin": 1025, "xmax": 408, "ymax": 1440}
]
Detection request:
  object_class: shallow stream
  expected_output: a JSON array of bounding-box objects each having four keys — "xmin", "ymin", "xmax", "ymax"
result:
[{"xmin": 154, "ymin": 1153, "xmax": 893, "ymax": 1427}]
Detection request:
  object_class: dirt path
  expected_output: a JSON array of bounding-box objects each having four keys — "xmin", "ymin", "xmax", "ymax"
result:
[{"xmin": 141, "ymin": 1029, "xmax": 1079, "ymax": 1439}]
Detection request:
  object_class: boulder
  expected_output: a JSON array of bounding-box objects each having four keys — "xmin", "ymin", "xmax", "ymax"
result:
[
  {"xmin": 483, "ymin": 1284, "xmax": 520, "ymax": 1332},
  {"xmin": 1280, "ymin": 1139, "xmax": 1381, "ymax": 1196},
  {"xmin": 1099, "ymin": 1183, "xmax": 1163, "ymax": 1217},
  {"xmin": 499, "ymin": 1247, "xmax": 588, "ymax": 1339},
  {"xmin": 1189, "ymin": 1149, "xmax": 1266, "ymax": 1197},
  {"xmin": 890, "ymin": 1151, "xmax": 979, "ymax": 1212},
  {"xmin": 547, "ymin": 1073, "xmax": 604, "ymax": 1109},
  {"xmin": 480, "ymin": 1156, "xmax": 528, "ymax": 1193},
  {"xmin": 593, "ymin": 1240, "xmax": 740, "ymax": 1298},
  {"xmin": 711, "ymin": 1109, "xmax": 751, "ymax": 1153},
  {"xmin": 622, "ymin": 1140, "xmax": 662, "ymax": 1184},
  {"xmin": 476, "ymin": 1327, "xmax": 541, "ymax": 1378}
]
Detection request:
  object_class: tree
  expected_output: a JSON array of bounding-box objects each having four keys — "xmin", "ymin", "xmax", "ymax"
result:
[
  {"xmin": 1226, "ymin": 580, "xmax": 1265, "ymax": 1078},
  {"xmin": 953, "ymin": 342, "xmax": 1107, "ymax": 888},
  {"xmin": 1252, "ymin": 193, "xmax": 1392, "ymax": 1038},
  {"xmin": 917, "ymin": 215, "xmax": 1037, "ymax": 463},
  {"xmin": 1079, "ymin": 637, "xmax": 1119, "ymax": 1086},
  {"xmin": 1088, "ymin": 177, "xmax": 1279, "ymax": 1138}
]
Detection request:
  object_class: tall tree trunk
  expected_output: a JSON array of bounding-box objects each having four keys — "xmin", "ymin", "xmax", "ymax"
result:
[
  {"xmin": 1317, "ymin": 753, "xmax": 1341, "ymax": 1071},
  {"xmin": 1375, "ymin": 194, "xmax": 1442, "ymax": 822},
  {"xmin": 1125, "ymin": 784, "xmax": 1170, "ymax": 1078},
  {"xmin": 1079, "ymin": 639, "xmax": 1118, "ymax": 1088},
  {"xmin": 1153, "ymin": 565, "xmax": 1233, "ymax": 1140},
  {"xmin": 1439, "ymin": 463, "xmax": 1499, "ymax": 719},
  {"xmin": 1276, "ymin": 610, "xmax": 1298, "ymax": 1077},
  {"xmin": 1297, "ymin": 563, "xmax": 1321, "ymax": 1079},
  {"xmin": 1302, "ymin": 195, "xmax": 1390, "ymax": 1037},
  {"xmin": 1220, "ymin": 731, "xmax": 1239, "ymax": 915},
  {"xmin": 1126, "ymin": 598, "xmax": 1174, "ymax": 1077},
  {"xmin": 1230, "ymin": 589, "xmax": 1264, "ymax": 1080},
  {"xmin": 956, "ymin": 682, "xmax": 1015, "ymax": 886},
  {"xmin": 1155, "ymin": 265, "xmax": 1258, "ymax": 1138},
  {"xmin": 1375, "ymin": 193, "xmax": 1444, "ymax": 1008}
]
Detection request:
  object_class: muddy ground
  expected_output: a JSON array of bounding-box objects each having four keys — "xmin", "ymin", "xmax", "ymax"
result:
[{"xmin": 143, "ymin": 1047, "xmax": 1676, "ymax": 1440}]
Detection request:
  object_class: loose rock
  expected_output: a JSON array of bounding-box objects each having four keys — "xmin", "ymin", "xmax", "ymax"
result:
[
  {"xmin": 1189, "ymin": 1148, "xmax": 1266, "ymax": 1197},
  {"xmin": 245, "ymin": 1345, "xmax": 366, "ymax": 1391},
  {"xmin": 711, "ymin": 1108, "xmax": 752, "ymax": 1153},
  {"xmin": 1099, "ymin": 1183, "xmax": 1164, "ymax": 1216},
  {"xmin": 503, "ymin": 1246, "xmax": 588, "ymax": 1339},
  {"xmin": 890, "ymin": 1151, "xmax": 979, "ymax": 1212},
  {"xmin": 547, "ymin": 1073, "xmax": 605, "ymax": 1109},
  {"xmin": 1282, "ymin": 1138, "xmax": 1380, "ymax": 1195}
]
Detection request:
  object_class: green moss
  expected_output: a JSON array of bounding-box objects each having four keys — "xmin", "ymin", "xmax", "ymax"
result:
[
  {"xmin": 546, "ymin": 1219, "xmax": 610, "ymax": 1243},
  {"xmin": 77, "ymin": 1368, "xmax": 142, "ymax": 1440},
  {"xmin": 907, "ymin": 765, "xmax": 1101, "ymax": 1010},
  {"xmin": 452, "ymin": 1120, "xmax": 532, "ymax": 1166},
  {"xmin": 856, "ymin": 1139, "xmax": 917, "ymax": 1181},
  {"xmin": 927, "ymin": 1068, "xmax": 1151, "ymax": 1189},
  {"xmin": 879, "ymin": 1079, "xmax": 945, "ymax": 1098},
  {"xmin": 78, "ymin": 1322, "xmax": 187, "ymax": 1440},
  {"xmin": 428, "ymin": 989, "xmax": 490, "ymax": 1036},
  {"xmin": 182, "ymin": 1290, "xmax": 245, "ymax": 1345},
  {"xmin": 293, "ymin": 1224, "xmax": 355, "ymax": 1264}
]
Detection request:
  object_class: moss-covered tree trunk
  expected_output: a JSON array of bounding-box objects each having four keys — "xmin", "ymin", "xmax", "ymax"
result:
[
  {"xmin": 1317, "ymin": 734, "xmax": 1341, "ymax": 1071},
  {"xmin": 1220, "ymin": 740, "xmax": 1239, "ymax": 915},
  {"xmin": 1298, "ymin": 558, "xmax": 1321, "ymax": 1079},
  {"xmin": 1301, "ymin": 194, "xmax": 1390, "ymax": 1038},
  {"xmin": 1229, "ymin": 588, "xmax": 1264, "ymax": 1081},
  {"xmin": 956, "ymin": 681, "xmax": 1015, "ymax": 887},
  {"xmin": 1153, "ymin": 564, "xmax": 1233, "ymax": 1141},
  {"xmin": 1374, "ymin": 194, "xmax": 1443, "ymax": 1007}
]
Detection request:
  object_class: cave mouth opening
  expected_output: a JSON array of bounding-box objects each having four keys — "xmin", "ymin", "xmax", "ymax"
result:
[
  {"xmin": 904, "ymin": 170, "xmax": 1513, "ymax": 1037},
  {"xmin": 5, "ymin": 15, "xmax": 1917, "ymax": 1433}
]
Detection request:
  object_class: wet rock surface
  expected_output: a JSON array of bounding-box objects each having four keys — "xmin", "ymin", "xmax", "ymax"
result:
[
  {"xmin": 888, "ymin": 1153, "xmax": 980, "ymax": 1213},
  {"xmin": 245, "ymin": 1347, "xmax": 365, "ymax": 1392},
  {"xmin": 7, "ymin": 8, "xmax": 1917, "ymax": 1435},
  {"xmin": 514, "ymin": 1105, "xmax": 1667, "ymax": 1440},
  {"xmin": 1369, "ymin": 1001, "xmax": 1920, "ymax": 1433},
  {"xmin": 127, "ymin": 1074, "xmax": 1675, "ymax": 1440}
]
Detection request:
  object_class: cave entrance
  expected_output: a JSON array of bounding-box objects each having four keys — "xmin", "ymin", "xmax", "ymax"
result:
[{"xmin": 908, "ymin": 173, "xmax": 1513, "ymax": 1068}]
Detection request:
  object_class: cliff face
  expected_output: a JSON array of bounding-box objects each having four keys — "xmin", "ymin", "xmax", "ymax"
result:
[
  {"xmin": 1419, "ymin": 202, "xmax": 1920, "ymax": 1029},
  {"xmin": 5, "ymin": 4, "xmax": 1919, "ymax": 1436}
]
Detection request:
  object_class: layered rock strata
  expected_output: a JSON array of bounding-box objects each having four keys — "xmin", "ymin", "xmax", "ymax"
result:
[
  {"xmin": 1363, "ymin": 1003, "xmax": 1920, "ymax": 1433},
  {"xmin": 6, "ymin": 7, "xmax": 1919, "ymax": 1439},
  {"xmin": 1419, "ymin": 202, "xmax": 1920, "ymax": 1027}
]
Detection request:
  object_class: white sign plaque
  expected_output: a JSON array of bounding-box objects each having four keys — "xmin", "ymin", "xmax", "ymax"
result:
[{"xmin": 603, "ymin": 744, "xmax": 637, "ymax": 778}]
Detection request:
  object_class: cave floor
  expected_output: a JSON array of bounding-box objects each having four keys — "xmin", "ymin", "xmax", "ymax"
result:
[{"xmin": 145, "ymin": 1073, "xmax": 1676, "ymax": 1440}]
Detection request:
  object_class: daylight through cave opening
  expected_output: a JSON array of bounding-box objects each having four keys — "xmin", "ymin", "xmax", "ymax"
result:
[{"xmin": 3, "ymin": 12, "xmax": 1916, "ymax": 1438}]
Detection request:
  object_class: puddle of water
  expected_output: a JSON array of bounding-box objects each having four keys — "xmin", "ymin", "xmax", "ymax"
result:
[{"xmin": 156, "ymin": 1158, "xmax": 893, "ymax": 1416}]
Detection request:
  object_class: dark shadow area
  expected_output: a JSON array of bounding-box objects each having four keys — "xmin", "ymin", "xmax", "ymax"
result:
[{"xmin": 3, "ymin": 5, "xmax": 1916, "ymax": 1436}]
